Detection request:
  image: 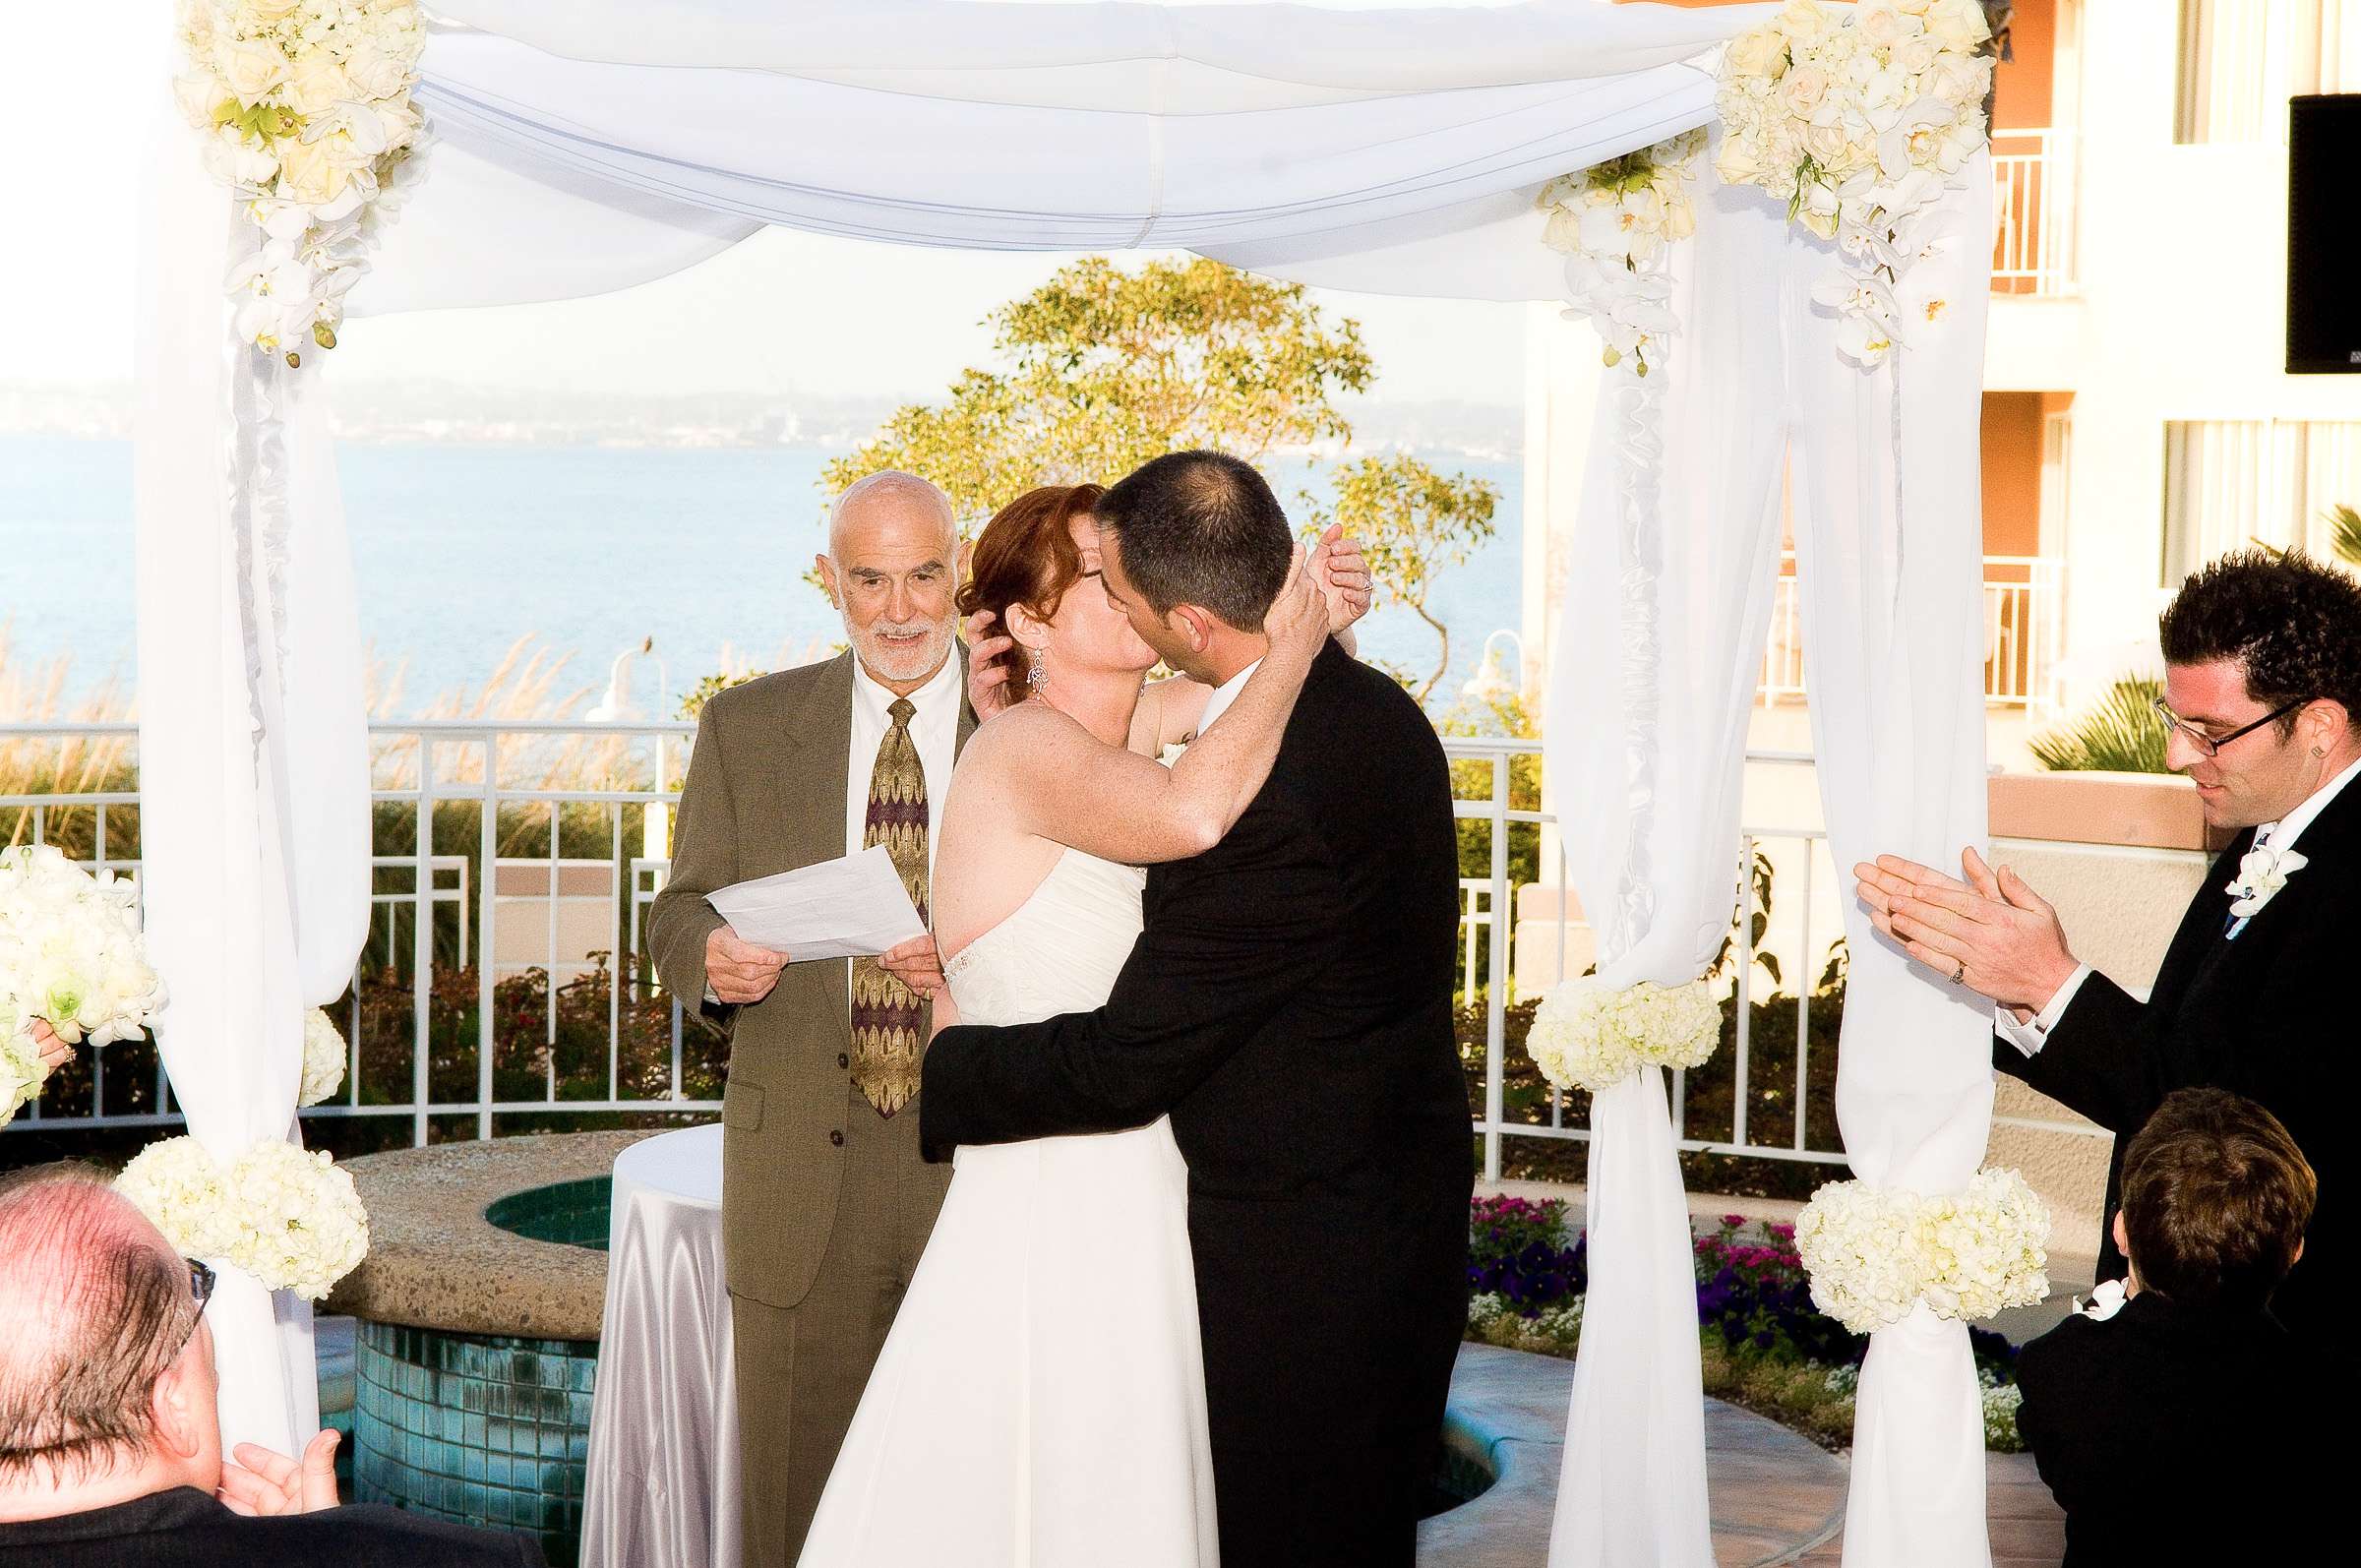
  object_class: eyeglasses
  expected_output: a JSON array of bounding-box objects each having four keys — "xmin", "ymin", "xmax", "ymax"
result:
[
  {"xmin": 168, "ymin": 1257, "xmax": 215, "ymax": 1357},
  {"xmin": 2150, "ymin": 695, "xmax": 2307, "ymax": 758}
]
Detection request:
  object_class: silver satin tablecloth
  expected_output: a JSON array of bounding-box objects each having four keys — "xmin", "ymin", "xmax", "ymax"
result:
[{"xmin": 582, "ymin": 1124, "xmax": 741, "ymax": 1568}]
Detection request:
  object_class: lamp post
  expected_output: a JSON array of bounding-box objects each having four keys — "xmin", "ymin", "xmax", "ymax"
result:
[{"xmin": 1461, "ymin": 629, "xmax": 1527, "ymax": 706}]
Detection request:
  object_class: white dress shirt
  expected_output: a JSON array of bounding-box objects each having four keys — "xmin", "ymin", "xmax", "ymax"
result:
[
  {"xmin": 1191, "ymin": 658, "xmax": 1261, "ymax": 738},
  {"xmin": 846, "ymin": 650, "xmax": 962, "ymax": 883},
  {"xmin": 1998, "ymin": 752, "xmax": 2361, "ymax": 1055}
]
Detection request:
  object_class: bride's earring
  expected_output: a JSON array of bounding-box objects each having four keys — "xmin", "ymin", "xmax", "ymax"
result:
[{"xmin": 1030, "ymin": 645, "xmax": 1051, "ymax": 694}]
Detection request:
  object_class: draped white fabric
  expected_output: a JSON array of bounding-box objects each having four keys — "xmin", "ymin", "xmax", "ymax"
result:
[
  {"xmin": 1544, "ymin": 154, "xmax": 1999, "ymax": 1566},
  {"xmin": 136, "ymin": 0, "xmax": 2005, "ymax": 1557},
  {"xmin": 135, "ymin": 101, "xmax": 375, "ymax": 1453}
]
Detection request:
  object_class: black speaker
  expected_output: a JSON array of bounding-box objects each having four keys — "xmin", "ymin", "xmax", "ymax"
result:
[{"xmin": 2288, "ymin": 94, "xmax": 2361, "ymax": 374}]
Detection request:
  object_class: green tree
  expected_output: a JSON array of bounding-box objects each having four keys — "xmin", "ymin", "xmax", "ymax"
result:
[
  {"xmin": 2029, "ymin": 675, "xmax": 2170, "ymax": 773},
  {"xmin": 820, "ymin": 257, "xmax": 1375, "ymax": 525},
  {"xmin": 1329, "ymin": 453, "xmax": 1498, "ymax": 702}
]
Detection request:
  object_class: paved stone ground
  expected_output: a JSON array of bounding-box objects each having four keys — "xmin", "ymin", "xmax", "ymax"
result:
[
  {"xmin": 1792, "ymin": 1454, "xmax": 2065, "ymax": 1567},
  {"xmin": 1424, "ymin": 1345, "xmax": 1848, "ymax": 1567}
]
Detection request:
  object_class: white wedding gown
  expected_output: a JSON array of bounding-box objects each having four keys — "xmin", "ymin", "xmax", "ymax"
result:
[{"xmin": 796, "ymin": 847, "xmax": 1219, "ymax": 1567}]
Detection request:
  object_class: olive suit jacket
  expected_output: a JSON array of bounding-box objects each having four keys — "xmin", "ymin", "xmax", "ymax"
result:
[{"xmin": 649, "ymin": 649, "xmax": 975, "ymax": 1308}]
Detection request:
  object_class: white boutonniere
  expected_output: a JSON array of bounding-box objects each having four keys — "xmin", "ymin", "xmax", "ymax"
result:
[
  {"xmin": 2074, "ymin": 1278, "xmax": 2128, "ymax": 1322},
  {"xmin": 2225, "ymin": 843, "xmax": 2308, "ymax": 921}
]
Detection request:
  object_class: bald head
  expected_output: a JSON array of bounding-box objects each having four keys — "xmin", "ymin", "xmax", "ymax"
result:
[
  {"xmin": 827, "ymin": 470, "xmax": 956, "ymax": 562},
  {"xmin": 817, "ymin": 470, "xmax": 962, "ymax": 693},
  {"xmin": 0, "ymin": 1166, "xmax": 203, "ymax": 1485}
]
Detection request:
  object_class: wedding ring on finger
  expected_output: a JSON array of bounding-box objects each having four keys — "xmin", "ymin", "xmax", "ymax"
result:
[{"xmin": 1949, "ymin": 957, "xmax": 1966, "ymax": 985}]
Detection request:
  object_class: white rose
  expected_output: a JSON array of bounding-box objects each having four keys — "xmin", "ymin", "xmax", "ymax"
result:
[
  {"xmin": 276, "ymin": 134, "xmax": 350, "ymax": 206},
  {"xmin": 1927, "ymin": 0, "xmax": 1991, "ymax": 52},
  {"xmin": 285, "ymin": 55, "xmax": 352, "ymax": 116},
  {"xmin": 1725, "ymin": 29, "xmax": 1785, "ymax": 81},
  {"xmin": 343, "ymin": 40, "xmax": 413, "ymax": 101},
  {"xmin": 216, "ymin": 38, "xmax": 289, "ymax": 108},
  {"xmin": 1857, "ymin": 5, "xmax": 1925, "ymax": 50},
  {"xmin": 1778, "ymin": 0, "xmax": 1831, "ymax": 39},
  {"xmin": 241, "ymin": 0, "xmax": 305, "ymax": 18},
  {"xmin": 1780, "ymin": 63, "xmax": 1834, "ymax": 118}
]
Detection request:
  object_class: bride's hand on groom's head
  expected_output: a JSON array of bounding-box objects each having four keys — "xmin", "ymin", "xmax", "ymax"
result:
[
  {"xmin": 1311, "ymin": 523, "xmax": 1373, "ymax": 633},
  {"xmin": 963, "ymin": 607, "xmax": 1019, "ymax": 718},
  {"xmin": 1265, "ymin": 545, "xmax": 1329, "ymax": 668}
]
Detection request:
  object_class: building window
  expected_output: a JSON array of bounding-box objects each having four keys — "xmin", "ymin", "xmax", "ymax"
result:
[
  {"xmin": 2162, "ymin": 419, "xmax": 2361, "ymax": 580},
  {"xmin": 2176, "ymin": 0, "xmax": 2361, "ymax": 144}
]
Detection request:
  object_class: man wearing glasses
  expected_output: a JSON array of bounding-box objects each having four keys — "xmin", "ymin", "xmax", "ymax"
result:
[
  {"xmin": 0, "ymin": 1164, "xmax": 539, "ymax": 1565},
  {"xmin": 1853, "ymin": 549, "xmax": 2361, "ymax": 1348}
]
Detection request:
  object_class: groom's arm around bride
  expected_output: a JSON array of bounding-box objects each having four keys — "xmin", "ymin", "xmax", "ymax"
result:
[{"xmin": 920, "ymin": 452, "xmax": 1472, "ymax": 1568}]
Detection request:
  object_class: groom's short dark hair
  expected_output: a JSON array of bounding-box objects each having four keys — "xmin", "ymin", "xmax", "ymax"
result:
[
  {"xmin": 1096, "ymin": 451, "xmax": 1293, "ymax": 633},
  {"xmin": 2120, "ymin": 1088, "xmax": 2315, "ymax": 1316},
  {"xmin": 2159, "ymin": 548, "xmax": 2361, "ymax": 735}
]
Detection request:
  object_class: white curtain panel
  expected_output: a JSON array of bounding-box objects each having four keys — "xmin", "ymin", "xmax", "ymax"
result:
[
  {"xmin": 134, "ymin": 107, "xmax": 353, "ymax": 1456},
  {"xmin": 1543, "ymin": 155, "xmax": 1998, "ymax": 1566}
]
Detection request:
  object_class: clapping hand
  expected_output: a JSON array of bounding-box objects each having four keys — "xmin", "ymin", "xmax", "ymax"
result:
[
  {"xmin": 1309, "ymin": 523, "xmax": 1373, "ymax": 636},
  {"xmin": 217, "ymin": 1431, "xmax": 340, "ymax": 1517},
  {"xmin": 29, "ymin": 1020, "xmax": 71, "ymax": 1072},
  {"xmin": 704, "ymin": 925, "xmax": 787, "ymax": 1005},
  {"xmin": 963, "ymin": 607, "xmax": 1020, "ymax": 720},
  {"xmin": 1852, "ymin": 847, "xmax": 2080, "ymax": 1012}
]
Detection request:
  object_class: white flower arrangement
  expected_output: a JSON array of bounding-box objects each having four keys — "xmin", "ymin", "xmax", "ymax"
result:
[
  {"xmin": 1714, "ymin": 0, "xmax": 1994, "ymax": 366},
  {"xmin": 117, "ymin": 1135, "xmax": 370, "ymax": 1301},
  {"xmin": 1537, "ymin": 130, "xmax": 1705, "ymax": 378},
  {"xmin": 1794, "ymin": 1167, "xmax": 2050, "ymax": 1334},
  {"xmin": 1523, "ymin": 975, "xmax": 1720, "ymax": 1095},
  {"xmin": 2225, "ymin": 842, "xmax": 2306, "ymax": 923},
  {"xmin": 299, "ymin": 1006, "xmax": 348, "ymax": 1107},
  {"xmin": 0, "ymin": 847, "xmax": 167, "ymax": 1126},
  {"xmin": 174, "ymin": 0, "xmax": 430, "ymax": 366}
]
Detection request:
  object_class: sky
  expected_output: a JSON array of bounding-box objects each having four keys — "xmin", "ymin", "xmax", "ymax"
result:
[{"xmin": 0, "ymin": 2, "xmax": 1528, "ymax": 407}]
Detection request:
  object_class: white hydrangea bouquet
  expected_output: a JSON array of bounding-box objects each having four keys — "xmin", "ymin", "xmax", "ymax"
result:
[
  {"xmin": 0, "ymin": 847, "xmax": 168, "ymax": 1127},
  {"xmin": 1794, "ymin": 1167, "xmax": 2050, "ymax": 1333},
  {"xmin": 173, "ymin": 0, "xmax": 429, "ymax": 366},
  {"xmin": 1537, "ymin": 129, "xmax": 1705, "ymax": 378},
  {"xmin": 1715, "ymin": 0, "xmax": 1993, "ymax": 365},
  {"xmin": 118, "ymin": 1135, "xmax": 370, "ymax": 1300},
  {"xmin": 1523, "ymin": 975, "xmax": 1721, "ymax": 1095},
  {"xmin": 300, "ymin": 1006, "xmax": 348, "ymax": 1107}
]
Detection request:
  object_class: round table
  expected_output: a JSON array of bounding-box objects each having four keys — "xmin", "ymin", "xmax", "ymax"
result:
[{"xmin": 580, "ymin": 1123, "xmax": 740, "ymax": 1568}]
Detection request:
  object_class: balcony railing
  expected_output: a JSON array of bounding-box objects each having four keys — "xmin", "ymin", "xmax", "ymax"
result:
[
  {"xmin": 1760, "ymin": 554, "xmax": 2064, "ymax": 708},
  {"xmin": 1991, "ymin": 127, "xmax": 2076, "ymax": 296},
  {"xmin": 3, "ymin": 722, "xmax": 1855, "ymax": 1180}
]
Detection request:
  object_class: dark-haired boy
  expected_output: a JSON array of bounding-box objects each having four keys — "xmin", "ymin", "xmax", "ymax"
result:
[
  {"xmin": 1856, "ymin": 548, "xmax": 2361, "ymax": 1347},
  {"xmin": 2015, "ymin": 1088, "xmax": 2351, "ymax": 1566}
]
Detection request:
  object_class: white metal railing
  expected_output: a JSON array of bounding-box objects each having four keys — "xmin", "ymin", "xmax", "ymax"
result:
[
  {"xmin": 1990, "ymin": 127, "xmax": 2076, "ymax": 296},
  {"xmin": 4, "ymin": 722, "xmax": 1854, "ymax": 1176},
  {"xmin": 1761, "ymin": 554, "xmax": 2063, "ymax": 708}
]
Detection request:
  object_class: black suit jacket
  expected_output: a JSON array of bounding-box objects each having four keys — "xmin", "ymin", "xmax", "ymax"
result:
[
  {"xmin": 0, "ymin": 1487, "xmax": 544, "ymax": 1567},
  {"xmin": 1996, "ymin": 774, "xmax": 2361, "ymax": 1348},
  {"xmin": 2015, "ymin": 1294, "xmax": 2355, "ymax": 1568},
  {"xmin": 919, "ymin": 641, "xmax": 1471, "ymax": 1567},
  {"xmin": 919, "ymin": 639, "xmax": 1469, "ymax": 1198}
]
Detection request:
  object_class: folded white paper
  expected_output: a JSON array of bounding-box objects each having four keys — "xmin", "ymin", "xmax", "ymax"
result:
[{"xmin": 705, "ymin": 845, "xmax": 927, "ymax": 962}]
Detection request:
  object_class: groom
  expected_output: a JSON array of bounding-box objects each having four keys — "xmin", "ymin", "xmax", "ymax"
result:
[{"xmin": 921, "ymin": 451, "xmax": 1472, "ymax": 1567}]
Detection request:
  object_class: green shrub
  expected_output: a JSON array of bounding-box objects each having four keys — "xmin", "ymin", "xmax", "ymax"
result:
[{"xmin": 2029, "ymin": 675, "xmax": 2170, "ymax": 773}]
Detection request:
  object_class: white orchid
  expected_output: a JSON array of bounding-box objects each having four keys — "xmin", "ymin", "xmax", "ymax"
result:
[{"xmin": 2226, "ymin": 843, "xmax": 2308, "ymax": 921}]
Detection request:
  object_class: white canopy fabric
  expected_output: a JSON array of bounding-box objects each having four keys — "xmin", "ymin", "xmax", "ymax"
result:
[{"xmin": 139, "ymin": 3, "xmax": 1999, "ymax": 1564}]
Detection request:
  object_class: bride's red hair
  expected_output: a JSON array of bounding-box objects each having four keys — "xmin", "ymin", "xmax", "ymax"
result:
[{"xmin": 957, "ymin": 484, "xmax": 1106, "ymax": 697}]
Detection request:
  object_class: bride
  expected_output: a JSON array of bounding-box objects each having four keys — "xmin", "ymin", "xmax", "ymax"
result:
[{"xmin": 794, "ymin": 482, "xmax": 1350, "ymax": 1566}]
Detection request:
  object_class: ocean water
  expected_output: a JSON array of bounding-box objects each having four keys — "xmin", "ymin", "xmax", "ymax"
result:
[{"xmin": 0, "ymin": 436, "xmax": 1527, "ymax": 718}]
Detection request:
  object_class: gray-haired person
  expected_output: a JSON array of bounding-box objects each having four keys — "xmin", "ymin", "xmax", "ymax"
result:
[{"xmin": 0, "ymin": 1162, "xmax": 537, "ymax": 1565}]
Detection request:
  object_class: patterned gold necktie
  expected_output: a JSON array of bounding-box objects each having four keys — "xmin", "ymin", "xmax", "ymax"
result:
[{"xmin": 851, "ymin": 696, "xmax": 929, "ymax": 1116}]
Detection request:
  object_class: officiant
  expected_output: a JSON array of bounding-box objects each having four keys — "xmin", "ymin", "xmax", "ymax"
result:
[
  {"xmin": 649, "ymin": 471, "xmax": 975, "ymax": 1564},
  {"xmin": 1854, "ymin": 549, "xmax": 2361, "ymax": 1352}
]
